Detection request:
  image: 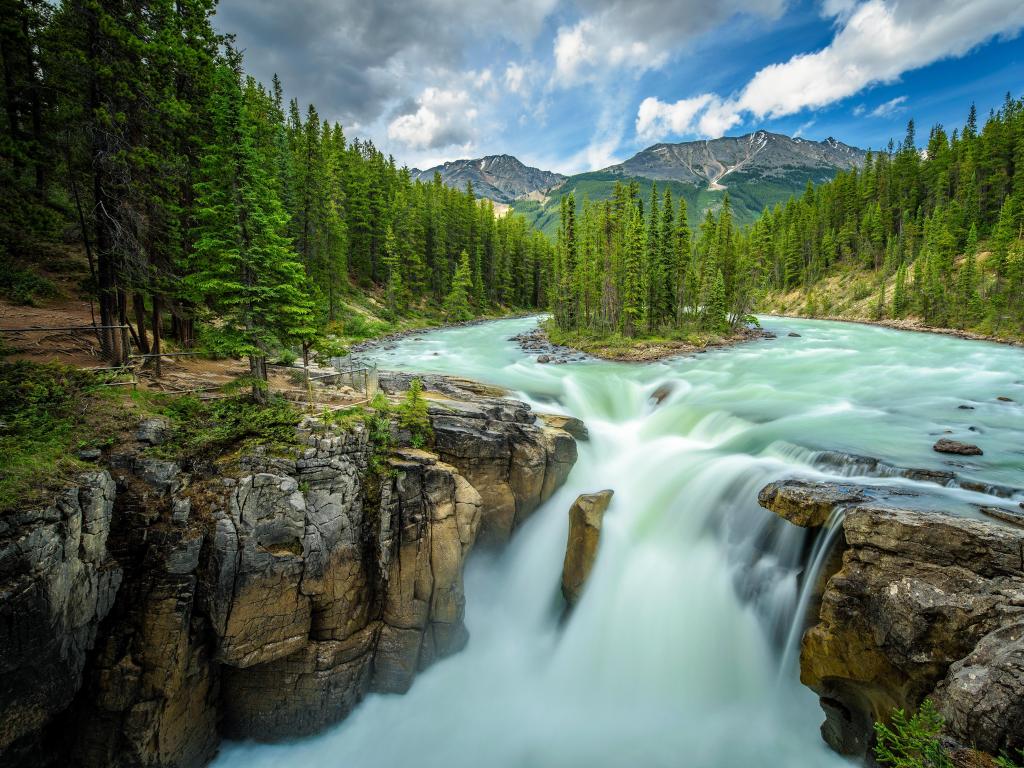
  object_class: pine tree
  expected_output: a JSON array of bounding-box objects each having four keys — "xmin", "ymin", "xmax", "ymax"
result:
[
  {"xmin": 705, "ymin": 269, "xmax": 728, "ymax": 333},
  {"xmin": 186, "ymin": 59, "xmax": 315, "ymax": 402},
  {"xmin": 444, "ymin": 250, "xmax": 473, "ymax": 322},
  {"xmin": 892, "ymin": 263, "xmax": 908, "ymax": 318},
  {"xmin": 622, "ymin": 208, "xmax": 645, "ymax": 337}
]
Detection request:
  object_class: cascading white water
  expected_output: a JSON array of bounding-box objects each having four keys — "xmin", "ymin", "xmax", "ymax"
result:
[{"xmin": 214, "ymin": 315, "xmax": 1024, "ymax": 768}]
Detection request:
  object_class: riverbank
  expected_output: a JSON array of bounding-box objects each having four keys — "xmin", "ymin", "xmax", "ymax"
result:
[
  {"xmin": 763, "ymin": 310, "xmax": 1024, "ymax": 348},
  {"xmin": 518, "ymin": 320, "xmax": 765, "ymax": 363}
]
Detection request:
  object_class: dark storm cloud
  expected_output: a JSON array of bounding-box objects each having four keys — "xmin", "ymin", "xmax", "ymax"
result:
[
  {"xmin": 215, "ymin": 0, "xmax": 458, "ymax": 123},
  {"xmin": 214, "ymin": 0, "xmax": 553, "ymax": 127}
]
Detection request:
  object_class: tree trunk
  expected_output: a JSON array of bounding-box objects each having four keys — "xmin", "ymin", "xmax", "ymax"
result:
[
  {"xmin": 151, "ymin": 294, "xmax": 162, "ymax": 378},
  {"xmin": 249, "ymin": 354, "xmax": 268, "ymax": 404},
  {"xmin": 133, "ymin": 292, "xmax": 150, "ymax": 354}
]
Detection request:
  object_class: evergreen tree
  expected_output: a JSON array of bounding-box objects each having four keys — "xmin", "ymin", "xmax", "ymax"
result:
[
  {"xmin": 705, "ymin": 269, "xmax": 728, "ymax": 333},
  {"xmin": 444, "ymin": 250, "xmax": 473, "ymax": 322},
  {"xmin": 186, "ymin": 59, "xmax": 315, "ymax": 402}
]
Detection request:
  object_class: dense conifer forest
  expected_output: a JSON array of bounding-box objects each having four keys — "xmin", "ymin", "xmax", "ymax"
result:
[
  {"xmin": 546, "ymin": 96, "xmax": 1024, "ymax": 343},
  {"xmin": 546, "ymin": 184, "xmax": 750, "ymax": 340},
  {"xmin": 0, "ymin": 0, "xmax": 554, "ymax": 396},
  {"xmin": 752, "ymin": 98, "xmax": 1024, "ymax": 336}
]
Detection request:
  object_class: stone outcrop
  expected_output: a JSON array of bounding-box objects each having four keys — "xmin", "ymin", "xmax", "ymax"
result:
[
  {"xmin": 0, "ymin": 375, "xmax": 577, "ymax": 768},
  {"xmin": 760, "ymin": 479, "xmax": 1024, "ymax": 759},
  {"xmin": 561, "ymin": 490, "xmax": 614, "ymax": 607},
  {"xmin": 381, "ymin": 372, "xmax": 577, "ymax": 546},
  {"xmin": 0, "ymin": 472, "xmax": 122, "ymax": 759}
]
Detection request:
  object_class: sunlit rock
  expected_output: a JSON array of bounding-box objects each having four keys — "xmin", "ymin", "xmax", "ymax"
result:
[{"xmin": 561, "ymin": 490, "xmax": 614, "ymax": 607}]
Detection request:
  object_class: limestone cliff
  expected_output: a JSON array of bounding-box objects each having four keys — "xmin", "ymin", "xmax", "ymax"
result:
[
  {"xmin": 760, "ymin": 478, "xmax": 1024, "ymax": 759},
  {"xmin": 0, "ymin": 377, "xmax": 577, "ymax": 767}
]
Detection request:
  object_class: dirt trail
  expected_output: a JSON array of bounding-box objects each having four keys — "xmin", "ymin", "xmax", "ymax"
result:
[{"xmin": 1, "ymin": 296, "xmax": 365, "ymax": 406}]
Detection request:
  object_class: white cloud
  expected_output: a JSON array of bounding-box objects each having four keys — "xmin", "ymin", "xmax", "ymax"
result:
[
  {"xmin": 793, "ymin": 119, "xmax": 817, "ymax": 137},
  {"xmin": 387, "ymin": 87, "xmax": 478, "ymax": 151},
  {"xmin": 869, "ymin": 95, "xmax": 908, "ymax": 117},
  {"xmin": 634, "ymin": 0, "xmax": 1024, "ymax": 140},
  {"xmin": 636, "ymin": 94, "xmax": 713, "ymax": 140},
  {"xmin": 471, "ymin": 69, "xmax": 493, "ymax": 89},
  {"xmin": 505, "ymin": 63, "xmax": 525, "ymax": 94},
  {"xmin": 551, "ymin": 0, "xmax": 786, "ymax": 87}
]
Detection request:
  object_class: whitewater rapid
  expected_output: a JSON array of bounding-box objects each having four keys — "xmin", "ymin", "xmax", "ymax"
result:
[{"xmin": 214, "ymin": 315, "xmax": 1024, "ymax": 768}]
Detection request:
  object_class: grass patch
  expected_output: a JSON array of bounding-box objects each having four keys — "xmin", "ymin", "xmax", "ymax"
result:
[
  {"xmin": 0, "ymin": 362, "xmax": 139, "ymax": 512},
  {"xmin": 543, "ymin": 319, "xmax": 729, "ymax": 360}
]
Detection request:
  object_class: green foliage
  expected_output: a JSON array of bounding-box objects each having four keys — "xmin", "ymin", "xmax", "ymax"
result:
[
  {"xmin": 549, "ymin": 183, "xmax": 753, "ymax": 341},
  {"xmin": 0, "ymin": 259, "xmax": 58, "ymax": 305},
  {"xmin": 752, "ymin": 95, "xmax": 1024, "ymax": 339},
  {"xmin": 364, "ymin": 392, "xmax": 394, "ymax": 476},
  {"xmin": 158, "ymin": 393, "xmax": 301, "ymax": 461},
  {"xmin": 185, "ymin": 60, "xmax": 317, "ymax": 395},
  {"xmin": 397, "ymin": 378, "xmax": 432, "ymax": 449},
  {"xmin": 2, "ymin": 1, "xmax": 555, "ymax": 379},
  {"xmin": 444, "ymin": 251, "xmax": 474, "ymax": 322},
  {"xmin": 995, "ymin": 750, "xmax": 1024, "ymax": 768},
  {"xmin": 339, "ymin": 313, "xmax": 394, "ymax": 340},
  {"xmin": 0, "ymin": 362, "xmax": 129, "ymax": 512},
  {"xmin": 874, "ymin": 700, "xmax": 953, "ymax": 768}
]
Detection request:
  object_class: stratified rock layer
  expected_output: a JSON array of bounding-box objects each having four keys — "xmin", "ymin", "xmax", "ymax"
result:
[
  {"xmin": 760, "ymin": 479, "xmax": 1024, "ymax": 758},
  {"xmin": 0, "ymin": 376, "xmax": 577, "ymax": 768}
]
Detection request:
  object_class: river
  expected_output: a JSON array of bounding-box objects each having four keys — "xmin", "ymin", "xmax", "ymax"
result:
[{"xmin": 214, "ymin": 315, "xmax": 1024, "ymax": 768}]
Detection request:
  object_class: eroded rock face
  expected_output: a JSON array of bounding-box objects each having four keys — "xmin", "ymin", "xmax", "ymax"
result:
[
  {"xmin": 0, "ymin": 472, "xmax": 122, "ymax": 756},
  {"xmin": 760, "ymin": 481, "xmax": 1024, "ymax": 759},
  {"xmin": 561, "ymin": 490, "xmax": 614, "ymax": 607},
  {"xmin": 1, "ymin": 375, "xmax": 578, "ymax": 767},
  {"xmin": 414, "ymin": 387, "xmax": 576, "ymax": 547}
]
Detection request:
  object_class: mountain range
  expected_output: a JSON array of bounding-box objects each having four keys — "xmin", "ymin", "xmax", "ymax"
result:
[
  {"xmin": 411, "ymin": 155, "xmax": 565, "ymax": 204},
  {"xmin": 415, "ymin": 132, "xmax": 867, "ymax": 234}
]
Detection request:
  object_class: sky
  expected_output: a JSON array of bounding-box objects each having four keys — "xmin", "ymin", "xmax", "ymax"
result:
[{"xmin": 214, "ymin": 0, "xmax": 1024, "ymax": 175}]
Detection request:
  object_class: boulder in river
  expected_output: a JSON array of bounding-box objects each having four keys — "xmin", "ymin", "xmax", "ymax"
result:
[
  {"xmin": 561, "ymin": 490, "xmax": 614, "ymax": 607},
  {"xmin": 537, "ymin": 355, "xmax": 551, "ymax": 364},
  {"xmin": 933, "ymin": 438, "xmax": 983, "ymax": 456}
]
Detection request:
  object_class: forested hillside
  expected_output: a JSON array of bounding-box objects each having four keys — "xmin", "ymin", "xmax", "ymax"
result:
[
  {"xmin": 0, "ymin": 0, "xmax": 553, "ymax": 396},
  {"xmin": 752, "ymin": 97, "xmax": 1024, "ymax": 338},
  {"xmin": 513, "ymin": 133, "xmax": 864, "ymax": 237}
]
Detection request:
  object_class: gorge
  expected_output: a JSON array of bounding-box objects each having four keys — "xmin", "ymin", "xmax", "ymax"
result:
[{"xmin": 8, "ymin": 314, "xmax": 1021, "ymax": 767}]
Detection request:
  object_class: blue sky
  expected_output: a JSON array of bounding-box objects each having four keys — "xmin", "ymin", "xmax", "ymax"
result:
[{"xmin": 216, "ymin": 0, "xmax": 1024, "ymax": 174}]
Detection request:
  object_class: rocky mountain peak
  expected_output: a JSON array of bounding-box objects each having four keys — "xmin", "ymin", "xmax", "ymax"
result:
[{"xmin": 411, "ymin": 155, "xmax": 565, "ymax": 204}]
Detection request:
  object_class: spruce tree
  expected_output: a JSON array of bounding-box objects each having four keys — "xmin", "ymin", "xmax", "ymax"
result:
[
  {"xmin": 444, "ymin": 250, "xmax": 473, "ymax": 322},
  {"xmin": 186, "ymin": 59, "xmax": 315, "ymax": 402},
  {"xmin": 705, "ymin": 269, "xmax": 728, "ymax": 333}
]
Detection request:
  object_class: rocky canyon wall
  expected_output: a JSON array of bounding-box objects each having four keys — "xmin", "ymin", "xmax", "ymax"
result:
[{"xmin": 0, "ymin": 378, "xmax": 577, "ymax": 767}]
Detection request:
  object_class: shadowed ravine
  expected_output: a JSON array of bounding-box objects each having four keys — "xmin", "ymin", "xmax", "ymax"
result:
[{"xmin": 214, "ymin": 315, "xmax": 1024, "ymax": 768}]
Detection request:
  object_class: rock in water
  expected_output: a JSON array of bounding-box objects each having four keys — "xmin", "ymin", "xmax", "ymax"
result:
[
  {"xmin": 933, "ymin": 438, "xmax": 983, "ymax": 456},
  {"xmin": 561, "ymin": 490, "xmax": 614, "ymax": 607}
]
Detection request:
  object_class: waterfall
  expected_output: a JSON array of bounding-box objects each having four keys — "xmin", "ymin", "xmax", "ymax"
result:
[{"xmin": 215, "ymin": 315, "xmax": 1024, "ymax": 768}]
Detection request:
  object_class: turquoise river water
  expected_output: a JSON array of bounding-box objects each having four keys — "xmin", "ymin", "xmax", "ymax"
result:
[{"xmin": 215, "ymin": 315, "xmax": 1024, "ymax": 768}]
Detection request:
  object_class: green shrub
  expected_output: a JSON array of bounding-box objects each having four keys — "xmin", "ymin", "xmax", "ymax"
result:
[
  {"xmin": 159, "ymin": 394, "xmax": 301, "ymax": 461},
  {"xmin": 0, "ymin": 362, "xmax": 123, "ymax": 511},
  {"xmin": 874, "ymin": 700, "xmax": 952, "ymax": 768},
  {"xmin": 340, "ymin": 313, "xmax": 392, "ymax": 340},
  {"xmin": 276, "ymin": 349, "xmax": 298, "ymax": 366},
  {"xmin": 0, "ymin": 261, "xmax": 57, "ymax": 305},
  {"xmin": 397, "ymin": 378, "xmax": 432, "ymax": 449},
  {"xmin": 365, "ymin": 392, "xmax": 394, "ymax": 476}
]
